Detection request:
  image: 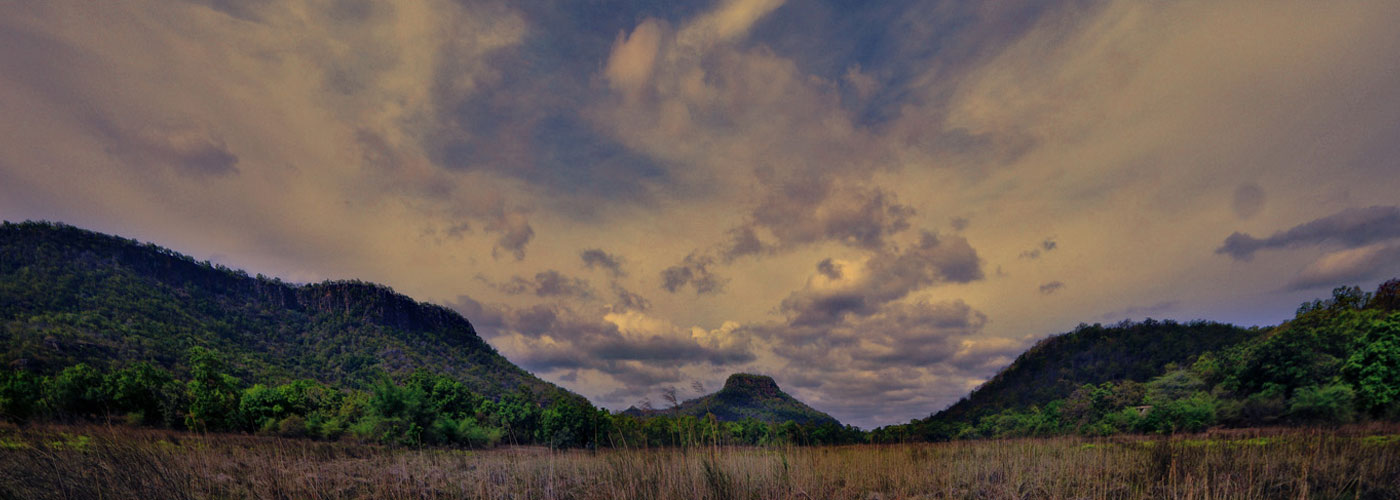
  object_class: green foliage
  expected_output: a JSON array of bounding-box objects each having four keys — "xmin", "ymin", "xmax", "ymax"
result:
[
  {"xmin": 878, "ymin": 319, "xmax": 1261, "ymax": 441},
  {"xmin": 0, "ymin": 221, "xmax": 578, "ymax": 407},
  {"xmin": 0, "ymin": 369, "xmax": 46, "ymax": 422},
  {"xmin": 49, "ymin": 363, "xmax": 108, "ymax": 419},
  {"xmin": 239, "ymin": 380, "xmax": 337, "ymax": 434},
  {"xmin": 538, "ymin": 399, "xmax": 599, "ymax": 449},
  {"xmin": 1288, "ymin": 384, "xmax": 1356, "ymax": 423},
  {"xmin": 1144, "ymin": 369, "xmax": 1205, "ymax": 405},
  {"xmin": 185, "ymin": 347, "xmax": 242, "ymax": 431},
  {"xmin": 106, "ymin": 362, "xmax": 179, "ymax": 426},
  {"xmin": 878, "ymin": 280, "xmax": 1400, "ymax": 442},
  {"xmin": 1140, "ymin": 393, "xmax": 1218, "ymax": 434},
  {"xmin": 1341, "ymin": 315, "xmax": 1400, "ymax": 416}
]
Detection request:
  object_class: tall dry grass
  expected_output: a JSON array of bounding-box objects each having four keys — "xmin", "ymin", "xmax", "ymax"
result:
[{"xmin": 0, "ymin": 423, "xmax": 1397, "ymax": 499}]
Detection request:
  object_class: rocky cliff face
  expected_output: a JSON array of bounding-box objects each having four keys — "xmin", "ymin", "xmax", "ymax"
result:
[{"xmin": 716, "ymin": 373, "xmax": 782, "ymax": 399}]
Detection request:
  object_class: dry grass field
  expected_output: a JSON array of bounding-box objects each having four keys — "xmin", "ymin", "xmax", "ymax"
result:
[{"xmin": 1, "ymin": 424, "xmax": 1398, "ymax": 499}]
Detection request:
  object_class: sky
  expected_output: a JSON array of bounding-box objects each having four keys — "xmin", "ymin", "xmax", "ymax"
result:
[{"xmin": 3, "ymin": 0, "xmax": 1400, "ymax": 429}]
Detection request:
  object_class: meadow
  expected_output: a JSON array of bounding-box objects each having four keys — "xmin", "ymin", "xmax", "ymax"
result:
[{"xmin": 1, "ymin": 424, "xmax": 1398, "ymax": 499}]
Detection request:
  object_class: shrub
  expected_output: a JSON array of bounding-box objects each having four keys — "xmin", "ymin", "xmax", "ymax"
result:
[{"xmin": 1288, "ymin": 384, "xmax": 1356, "ymax": 423}]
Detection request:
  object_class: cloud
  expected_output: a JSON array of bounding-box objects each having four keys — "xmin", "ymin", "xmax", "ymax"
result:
[
  {"xmin": 1019, "ymin": 237, "xmax": 1058, "ymax": 259},
  {"xmin": 679, "ymin": 0, "xmax": 785, "ymax": 47},
  {"xmin": 1287, "ymin": 241, "xmax": 1400, "ymax": 291},
  {"xmin": 117, "ymin": 123, "xmax": 241, "ymax": 177},
  {"xmin": 610, "ymin": 282, "xmax": 651, "ymax": 312},
  {"xmin": 182, "ymin": 0, "xmax": 272, "ymax": 21},
  {"xmin": 451, "ymin": 297, "xmax": 754, "ymax": 393},
  {"xmin": 580, "ymin": 248, "xmax": 627, "ymax": 277},
  {"xmin": 1038, "ymin": 281, "xmax": 1064, "ymax": 295},
  {"xmin": 745, "ymin": 177, "xmax": 917, "ymax": 253},
  {"xmin": 488, "ymin": 210, "xmax": 535, "ymax": 261},
  {"xmin": 1232, "ymin": 183, "xmax": 1265, "ymax": 219},
  {"xmin": 6, "ymin": 0, "xmax": 1400, "ymax": 429},
  {"xmin": 815, "ymin": 258, "xmax": 842, "ymax": 280},
  {"xmin": 483, "ymin": 270, "xmax": 594, "ymax": 299},
  {"xmin": 604, "ymin": 18, "xmax": 664, "ymax": 101},
  {"xmin": 1218, "ymin": 206, "xmax": 1400, "ymax": 260},
  {"xmin": 778, "ymin": 232, "xmax": 983, "ymax": 326},
  {"xmin": 742, "ymin": 297, "xmax": 1022, "ymax": 428},
  {"xmin": 660, "ymin": 252, "xmax": 727, "ymax": 294}
]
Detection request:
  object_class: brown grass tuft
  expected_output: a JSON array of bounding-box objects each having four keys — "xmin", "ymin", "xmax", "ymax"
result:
[{"xmin": 1, "ymin": 423, "xmax": 1397, "ymax": 499}]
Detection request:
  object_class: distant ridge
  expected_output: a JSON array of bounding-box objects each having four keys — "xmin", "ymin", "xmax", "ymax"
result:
[
  {"xmin": 626, "ymin": 373, "xmax": 841, "ymax": 426},
  {"xmin": 0, "ymin": 220, "xmax": 580, "ymax": 403}
]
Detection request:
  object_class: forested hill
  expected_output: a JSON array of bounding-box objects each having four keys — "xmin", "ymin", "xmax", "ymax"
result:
[
  {"xmin": 876, "ymin": 281, "xmax": 1400, "ymax": 442},
  {"xmin": 882, "ymin": 320, "xmax": 1264, "ymax": 441},
  {"xmin": 0, "ymin": 221, "xmax": 577, "ymax": 404},
  {"xmin": 626, "ymin": 374, "xmax": 841, "ymax": 426}
]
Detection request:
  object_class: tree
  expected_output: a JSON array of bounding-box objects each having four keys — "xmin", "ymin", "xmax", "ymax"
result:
[
  {"xmin": 185, "ymin": 347, "xmax": 242, "ymax": 431},
  {"xmin": 1288, "ymin": 383, "xmax": 1356, "ymax": 423},
  {"xmin": 538, "ymin": 399, "xmax": 598, "ymax": 449},
  {"xmin": 1369, "ymin": 279, "xmax": 1400, "ymax": 311},
  {"xmin": 106, "ymin": 362, "xmax": 177, "ymax": 426},
  {"xmin": 49, "ymin": 363, "xmax": 108, "ymax": 419},
  {"xmin": 1341, "ymin": 317, "xmax": 1400, "ymax": 416},
  {"xmin": 0, "ymin": 369, "xmax": 46, "ymax": 423},
  {"xmin": 493, "ymin": 387, "xmax": 541, "ymax": 445}
]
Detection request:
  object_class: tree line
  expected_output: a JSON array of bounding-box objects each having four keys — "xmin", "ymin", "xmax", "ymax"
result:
[
  {"xmin": 0, "ymin": 346, "xmax": 864, "ymax": 448},
  {"xmin": 874, "ymin": 280, "xmax": 1400, "ymax": 442}
]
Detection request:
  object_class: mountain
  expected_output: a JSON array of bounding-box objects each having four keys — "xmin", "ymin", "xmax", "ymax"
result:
[
  {"xmin": 627, "ymin": 373, "xmax": 840, "ymax": 426},
  {"xmin": 0, "ymin": 221, "xmax": 578, "ymax": 404},
  {"xmin": 889, "ymin": 319, "xmax": 1264, "ymax": 440}
]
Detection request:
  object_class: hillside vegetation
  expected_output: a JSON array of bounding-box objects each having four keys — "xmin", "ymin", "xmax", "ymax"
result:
[
  {"xmin": 0, "ymin": 221, "xmax": 861, "ymax": 448},
  {"xmin": 0, "ymin": 221, "xmax": 565, "ymax": 400},
  {"xmin": 875, "ymin": 280, "xmax": 1400, "ymax": 442}
]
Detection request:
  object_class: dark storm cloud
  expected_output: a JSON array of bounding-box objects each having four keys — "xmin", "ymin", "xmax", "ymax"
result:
[
  {"xmin": 1038, "ymin": 281, "xmax": 1065, "ymax": 295},
  {"xmin": 580, "ymin": 249, "xmax": 626, "ymax": 277},
  {"xmin": 660, "ymin": 253, "xmax": 727, "ymax": 295},
  {"xmin": 1217, "ymin": 206, "xmax": 1400, "ymax": 260},
  {"xmin": 779, "ymin": 232, "xmax": 983, "ymax": 326}
]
